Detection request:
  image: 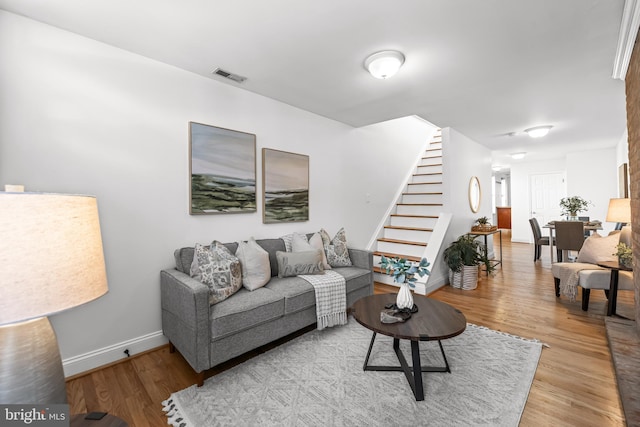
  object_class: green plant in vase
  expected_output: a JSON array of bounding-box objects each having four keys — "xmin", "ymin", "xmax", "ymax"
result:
[
  {"xmin": 379, "ymin": 255, "xmax": 430, "ymax": 310},
  {"xmin": 559, "ymin": 196, "xmax": 591, "ymax": 220}
]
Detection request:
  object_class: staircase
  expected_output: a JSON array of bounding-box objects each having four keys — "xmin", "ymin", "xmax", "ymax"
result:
[{"xmin": 373, "ymin": 130, "xmax": 444, "ymax": 288}]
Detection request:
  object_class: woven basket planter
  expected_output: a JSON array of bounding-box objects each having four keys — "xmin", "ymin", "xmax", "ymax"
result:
[
  {"xmin": 449, "ymin": 265, "xmax": 479, "ymax": 290},
  {"xmin": 471, "ymin": 224, "xmax": 497, "ymax": 232}
]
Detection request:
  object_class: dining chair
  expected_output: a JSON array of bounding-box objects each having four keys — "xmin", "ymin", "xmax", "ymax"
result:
[
  {"xmin": 578, "ymin": 216, "xmax": 590, "ymax": 238},
  {"xmin": 529, "ymin": 218, "xmax": 557, "ymax": 262},
  {"xmin": 554, "ymin": 221, "xmax": 586, "ymax": 262}
]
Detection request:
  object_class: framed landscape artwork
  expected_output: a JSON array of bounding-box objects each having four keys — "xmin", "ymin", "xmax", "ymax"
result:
[
  {"xmin": 262, "ymin": 148, "xmax": 309, "ymax": 223},
  {"xmin": 189, "ymin": 122, "xmax": 256, "ymax": 214}
]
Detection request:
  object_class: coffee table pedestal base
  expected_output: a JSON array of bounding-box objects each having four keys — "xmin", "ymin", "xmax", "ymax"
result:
[{"xmin": 362, "ymin": 332, "xmax": 451, "ymax": 401}]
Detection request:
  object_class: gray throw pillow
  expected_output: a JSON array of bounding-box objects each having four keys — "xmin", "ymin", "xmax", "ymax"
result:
[
  {"xmin": 320, "ymin": 228, "xmax": 352, "ymax": 267},
  {"xmin": 276, "ymin": 250, "xmax": 325, "ymax": 278},
  {"xmin": 190, "ymin": 241, "xmax": 242, "ymax": 305}
]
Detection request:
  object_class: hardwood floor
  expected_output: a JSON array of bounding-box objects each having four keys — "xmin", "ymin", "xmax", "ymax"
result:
[{"xmin": 66, "ymin": 230, "xmax": 631, "ymax": 426}]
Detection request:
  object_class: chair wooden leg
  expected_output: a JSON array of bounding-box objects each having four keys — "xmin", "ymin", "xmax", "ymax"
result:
[
  {"xmin": 554, "ymin": 278, "xmax": 560, "ymax": 297},
  {"xmin": 604, "ymin": 290, "xmax": 610, "ymax": 299},
  {"xmin": 169, "ymin": 341, "xmax": 176, "ymax": 353},
  {"xmin": 581, "ymin": 288, "xmax": 591, "ymax": 311}
]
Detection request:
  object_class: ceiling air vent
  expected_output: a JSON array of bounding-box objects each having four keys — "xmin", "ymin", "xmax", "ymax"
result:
[{"xmin": 212, "ymin": 68, "xmax": 247, "ymax": 83}]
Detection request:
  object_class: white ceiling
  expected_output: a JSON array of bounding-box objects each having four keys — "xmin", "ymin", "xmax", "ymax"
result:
[{"xmin": 0, "ymin": 0, "xmax": 629, "ymax": 168}]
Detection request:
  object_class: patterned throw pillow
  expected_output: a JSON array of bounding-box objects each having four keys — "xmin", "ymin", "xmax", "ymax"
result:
[
  {"xmin": 190, "ymin": 241, "xmax": 242, "ymax": 305},
  {"xmin": 319, "ymin": 228, "xmax": 352, "ymax": 267}
]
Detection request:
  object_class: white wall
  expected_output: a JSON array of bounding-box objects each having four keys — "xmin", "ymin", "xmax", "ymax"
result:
[
  {"xmin": 437, "ymin": 128, "xmax": 493, "ymax": 278},
  {"xmin": 510, "ymin": 148, "xmax": 619, "ymax": 243},
  {"xmin": 0, "ymin": 11, "xmax": 433, "ymax": 375}
]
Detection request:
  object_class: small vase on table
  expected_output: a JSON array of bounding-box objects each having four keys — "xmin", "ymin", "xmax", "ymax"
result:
[{"xmin": 396, "ymin": 282, "xmax": 414, "ymax": 310}]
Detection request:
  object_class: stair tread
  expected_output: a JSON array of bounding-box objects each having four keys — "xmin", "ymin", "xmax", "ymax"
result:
[
  {"xmin": 402, "ymin": 192, "xmax": 443, "ymax": 195},
  {"xmin": 413, "ymin": 172, "xmax": 442, "ymax": 176},
  {"xmin": 397, "ymin": 203, "xmax": 443, "ymax": 206},
  {"xmin": 377, "ymin": 237, "xmax": 428, "ymax": 246},
  {"xmin": 373, "ymin": 251, "xmax": 422, "ymax": 262},
  {"xmin": 390, "ymin": 214, "xmax": 438, "ymax": 218},
  {"xmin": 408, "ymin": 182, "xmax": 443, "ymax": 185},
  {"xmin": 384, "ymin": 225, "xmax": 433, "ymax": 232}
]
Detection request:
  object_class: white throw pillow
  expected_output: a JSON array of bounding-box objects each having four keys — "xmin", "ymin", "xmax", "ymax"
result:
[
  {"xmin": 309, "ymin": 232, "xmax": 331, "ymax": 270},
  {"xmin": 235, "ymin": 237, "xmax": 271, "ymax": 291},
  {"xmin": 576, "ymin": 232, "xmax": 619, "ymax": 264},
  {"xmin": 291, "ymin": 232, "xmax": 313, "ymax": 252}
]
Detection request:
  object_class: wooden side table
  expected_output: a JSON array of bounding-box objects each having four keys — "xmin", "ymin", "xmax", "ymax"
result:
[
  {"xmin": 596, "ymin": 260, "xmax": 632, "ymax": 317},
  {"xmin": 70, "ymin": 414, "xmax": 128, "ymax": 427},
  {"xmin": 467, "ymin": 229, "xmax": 502, "ymax": 275}
]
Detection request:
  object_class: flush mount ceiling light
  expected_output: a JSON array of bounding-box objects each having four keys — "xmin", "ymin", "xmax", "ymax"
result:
[
  {"xmin": 511, "ymin": 152, "xmax": 527, "ymax": 160},
  {"xmin": 524, "ymin": 125, "xmax": 553, "ymax": 138},
  {"xmin": 364, "ymin": 50, "xmax": 405, "ymax": 79}
]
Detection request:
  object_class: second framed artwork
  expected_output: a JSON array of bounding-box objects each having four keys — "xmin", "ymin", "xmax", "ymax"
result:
[{"xmin": 262, "ymin": 148, "xmax": 309, "ymax": 223}]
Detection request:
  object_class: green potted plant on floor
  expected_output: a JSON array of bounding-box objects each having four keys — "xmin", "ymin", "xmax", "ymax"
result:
[
  {"xmin": 443, "ymin": 235, "xmax": 494, "ymax": 290},
  {"xmin": 559, "ymin": 196, "xmax": 591, "ymax": 220}
]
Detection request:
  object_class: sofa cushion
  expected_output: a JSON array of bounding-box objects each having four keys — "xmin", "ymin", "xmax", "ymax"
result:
[
  {"xmin": 332, "ymin": 266, "xmax": 372, "ymax": 294},
  {"xmin": 191, "ymin": 241, "xmax": 242, "ymax": 305},
  {"xmin": 320, "ymin": 228, "xmax": 353, "ymax": 267},
  {"xmin": 235, "ymin": 237, "xmax": 271, "ymax": 291},
  {"xmin": 265, "ymin": 276, "xmax": 316, "ymax": 314},
  {"xmin": 578, "ymin": 269, "xmax": 635, "ymax": 290},
  {"xmin": 209, "ymin": 287, "xmax": 284, "ymax": 341},
  {"xmin": 276, "ymin": 250, "xmax": 325, "ymax": 278},
  {"xmin": 576, "ymin": 232, "xmax": 618, "ymax": 264}
]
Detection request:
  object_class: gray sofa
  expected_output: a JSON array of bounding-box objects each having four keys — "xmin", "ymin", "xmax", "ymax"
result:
[{"xmin": 160, "ymin": 236, "xmax": 373, "ymax": 386}]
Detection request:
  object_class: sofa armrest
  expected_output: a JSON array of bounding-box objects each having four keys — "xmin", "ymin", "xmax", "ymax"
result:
[
  {"xmin": 348, "ymin": 248, "xmax": 373, "ymax": 270},
  {"xmin": 160, "ymin": 269, "xmax": 211, "ymax": 373}
]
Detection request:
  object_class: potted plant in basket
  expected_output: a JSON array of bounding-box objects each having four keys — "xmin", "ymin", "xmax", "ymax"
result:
[
  {"xmin": 379, "ymin": 255, "xmax": 430, "ymax": 310},
  {"xmin": 559, "ymin": 196, "xmax": 591, "ymax": 220},
  {"xmin": 472, "ymin": 216, "xmax": 495, "ymax": 232},
  {"xmin": 443, "ymin": 235, "xmax": 494, "ymax": 290}
]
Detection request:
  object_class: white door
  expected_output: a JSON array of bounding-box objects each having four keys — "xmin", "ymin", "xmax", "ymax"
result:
[{"xmin": 530, "ymin": 172, "xmax": 565, "ymax": 227}]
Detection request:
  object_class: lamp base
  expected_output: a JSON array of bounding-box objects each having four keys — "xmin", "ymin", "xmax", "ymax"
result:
[{"xmin": 0, "ymin": 317, "xmax": 67, "ymax": 404}]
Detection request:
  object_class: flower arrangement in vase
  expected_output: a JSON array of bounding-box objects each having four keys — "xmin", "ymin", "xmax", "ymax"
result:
[
  {"xmin": 379, "ymin": 255, "xmax": 430, "ymax": 310},
  {"xmin": 559, "ymin": 196, "xmax": 591, "ymax": 220}
]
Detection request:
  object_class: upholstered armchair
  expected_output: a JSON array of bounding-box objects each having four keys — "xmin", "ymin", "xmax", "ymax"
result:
[{"xmin": 551, "ymin": 227, "xmax": 633, "ymax": 311}]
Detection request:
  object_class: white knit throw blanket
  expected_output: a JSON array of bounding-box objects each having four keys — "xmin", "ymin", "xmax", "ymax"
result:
[
  {"xmin": 558, "ymin": 263, "xmax": 605, "ymax": 302},
  {"xmin": 299, "ymin": 270, "xmax": 347, "ymax": 330}
]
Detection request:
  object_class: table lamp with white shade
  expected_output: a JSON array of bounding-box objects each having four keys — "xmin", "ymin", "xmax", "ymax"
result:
[
  {"xmin": 606, "ymin": 198, "xmax": 631, "ymax": 226},
  {"xmin": 0, "ymin": 191, "xmax": 108, "ymax": 404}
]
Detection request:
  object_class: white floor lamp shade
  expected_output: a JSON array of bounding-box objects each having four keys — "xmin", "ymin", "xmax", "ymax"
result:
[{"xmin": 0, "ymin": 192, "xmax": 108, "ymax": 404}]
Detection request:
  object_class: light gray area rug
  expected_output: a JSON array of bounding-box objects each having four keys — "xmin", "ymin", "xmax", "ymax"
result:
[{"xmin": 163, "ymin": 319, "xmax": 542, "ymax": 427}]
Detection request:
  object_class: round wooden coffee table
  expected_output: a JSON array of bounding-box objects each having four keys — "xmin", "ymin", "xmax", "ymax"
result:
[{"xmin": 352, "ymin": 293, "xmax": 467, "ymax": 401}]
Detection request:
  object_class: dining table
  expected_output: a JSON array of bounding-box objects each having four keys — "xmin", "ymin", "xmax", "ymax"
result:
[{"xmin": 543, "ymin": 220, "xmax": 603, "ymax": 263}]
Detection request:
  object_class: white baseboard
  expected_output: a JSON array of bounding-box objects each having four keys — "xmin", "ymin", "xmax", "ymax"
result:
[{"xmin": 62, "ymin": 330, "xmax": 168, "ymax": 378}]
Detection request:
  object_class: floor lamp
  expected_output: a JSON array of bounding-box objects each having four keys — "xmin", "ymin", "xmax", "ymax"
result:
[{"xmin": 0, "ymin": 192, "xmax": 108, "ymax": 404}]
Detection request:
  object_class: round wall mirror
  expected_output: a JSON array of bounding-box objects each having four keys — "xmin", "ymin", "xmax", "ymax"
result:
[{"xmin": 469, "ymin": 176, "xmax": 481, "ymax": 213}]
